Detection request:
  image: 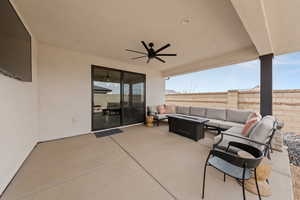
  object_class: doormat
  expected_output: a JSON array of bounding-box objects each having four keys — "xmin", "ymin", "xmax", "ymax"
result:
[{"xmin": 94, "ymin": 128, "xmax": 123, "ymax": 138}]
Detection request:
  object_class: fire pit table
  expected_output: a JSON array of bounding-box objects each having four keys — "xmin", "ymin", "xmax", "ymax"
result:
[{"xmin": 167, "ymin": 114, "xmax": 209, "ymax": 141}]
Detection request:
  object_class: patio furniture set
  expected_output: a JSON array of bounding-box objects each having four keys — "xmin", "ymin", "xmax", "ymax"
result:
[{"xmin": 147, "ymin": 105, "xmax": 280, "ymax": 200}]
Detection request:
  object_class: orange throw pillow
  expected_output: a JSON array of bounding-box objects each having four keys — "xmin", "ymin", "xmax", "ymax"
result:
[
  {"xmin": 242, "ymin": 117, "xmax": 259, "ymax": 137},
  {"xmin": 157, "ymin": 105, "xmax": 166, "ymax": 114}
]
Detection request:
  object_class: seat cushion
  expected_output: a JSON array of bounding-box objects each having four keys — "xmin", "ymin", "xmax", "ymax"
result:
[
  {"xmin": 190, "ymin": 107, "xmax": 206, "ymax": 117},
  {"xmin": 206, "ymin": 108, "xmax": 226, "ymax": 121},
  {"xmin": 214, "ymin": 133, "xmax": 250, "ymax": 153},
  {"xmin": 226, "ymin": 109, "xmax": 252, "ymax": 124},
  {"xmin": 176, "ymin": 106, "xmax": 190, "ymax": 115},
  {"xmin": 154, "ymin": 114, "xmax": 168, "ymax": 120},
  {"xmin": 214, "ymin": 117, "xmax": 275, "ymax": 152},
  {"xmin": 208, "ymin": 157, "xmax": 251, "ymax": 179},
  {"xmin": 224, "ymin": 126, "xmax": 244, "ymax": 134},
  {"xmin": 218, "ymin": 121, "xmax": 244, "ymax": 130},
  {"xmin": 249, "ymin": 115, "xmax": 275, "ymax": 144},
  {"xmin": 206, "ymin": 119, "xmax": 223, "ymax": 128}
]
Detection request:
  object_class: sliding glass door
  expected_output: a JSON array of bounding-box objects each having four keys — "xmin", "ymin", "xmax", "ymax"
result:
[
  {"xmin": 92, "ymin": 67, "xmax": 121, "ymax": 130},
  {"xmin": 92, "ymin": 66, "xmax": 145, "ymax": 131},
  {"xmin": 122, "ymin": 72, "xmax": 145, "ymax": 125}
]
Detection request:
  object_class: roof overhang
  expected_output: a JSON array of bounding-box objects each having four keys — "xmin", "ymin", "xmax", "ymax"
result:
[{"xmin": 11, "ymin": 0, "xmax": 300, "ymax": 77}]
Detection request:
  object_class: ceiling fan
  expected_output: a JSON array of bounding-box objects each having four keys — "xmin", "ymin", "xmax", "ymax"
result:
[{"xmin": 126, "ymin": 41, "xmax": 177, "ymax": 63}]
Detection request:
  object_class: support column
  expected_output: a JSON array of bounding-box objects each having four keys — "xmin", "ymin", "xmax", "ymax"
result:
[
  {"xmin": 259, "ymin": 54, "xmax": 273, "ymax": 116},
  {"xmin": 227, "ymin": 90, "xmax": 239, "ymax": 109}
]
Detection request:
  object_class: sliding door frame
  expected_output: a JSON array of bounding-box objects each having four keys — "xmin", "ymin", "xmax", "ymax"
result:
[{"xmin": 91, "ymin": 65, "xmax": 146, "ymax": 131}]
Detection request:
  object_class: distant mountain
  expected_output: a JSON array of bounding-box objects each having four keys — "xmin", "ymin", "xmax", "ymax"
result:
[
  {"xmin": 239, "ymin": 85, "xmax": 260, "ymax": 92},
  {"xmin": 165, "ymin": 89, "xmax": 179, "ymax": 94}
]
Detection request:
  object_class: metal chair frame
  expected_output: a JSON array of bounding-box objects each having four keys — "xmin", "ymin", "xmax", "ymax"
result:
[
  {"xmin": 213, "ymin": 121, "xmax": 278, "ymax": 159},
  {"xmin": 202, "ymin": 142, "xmax": 264, "ymax": 200}
]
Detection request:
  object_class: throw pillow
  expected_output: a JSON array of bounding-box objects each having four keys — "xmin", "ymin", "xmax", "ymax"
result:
[
  {"xmin": 241, "ymin": 117, "xmax": 260, "ymax": 137},
  {"xmin": 165, "ymin": 104, "xmax": 176, "ymax": 114},
  {"xmin": 157, "ymin": 105, "xmax": 166, "ymax": 114},
  {"xmin": 247, "ymin": 112, "xmax": 262, "ymax": 121}
]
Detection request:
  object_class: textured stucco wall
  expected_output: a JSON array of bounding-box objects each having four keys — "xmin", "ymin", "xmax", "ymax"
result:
[
  {"xmin": 37, "ymin": 43, "xmax": 165, "ymax": 141},
  {"xmin": 0, "ymin": 1, "xmax": 39, "ymax": 194}
]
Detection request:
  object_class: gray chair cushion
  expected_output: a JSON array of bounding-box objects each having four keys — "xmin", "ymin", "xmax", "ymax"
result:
[
  {"xmin": 206, "ymin": 119, "xmax": 223, "ymax": 128},
  {"xmin": 249, "ymin": 115, "xmax": 275, "ymax": 144},
  {"xmin": 214, "ymin": 117, "xmax": 274, "ymax": 152},
  {"xmin": 206, "ymin": 108, "xmax": 226, "ymax": 121},
  {"xmin": 214, "ymin": 133, "xmax": 250, "ymax": 152},
  {"xmin": 224, "ymin": 126, "xmax": 244, "ymax": 134},
  {"xmin": 190, "ymin": 107, "xmax": 206, "ymax": 117},
  {"xmin": 218, "ymin": 121, "xmax": 244, "ymax": 130},
  {"xmin": 206, "ymin": 119, "xmax": 243, "ymax": 130},
  {"xmin": 154, "ymin": 114, "xmax": 168, "ymax": 120},
  {"xmin": 226, "ymin": 109, "xmax": 252, "ymax": 124},
  {"xmin": 176, "ymin": 106, "xmax": 190, "ymax": 115}
]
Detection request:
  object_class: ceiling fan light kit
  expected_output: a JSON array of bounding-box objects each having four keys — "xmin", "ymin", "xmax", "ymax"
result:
[{"xmin": 126, "ymin": 41, "xmax": 177, "ymax": 63}]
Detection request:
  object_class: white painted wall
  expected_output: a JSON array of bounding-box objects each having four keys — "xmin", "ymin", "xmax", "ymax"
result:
[
  {"xmin": 0, "ymin": 3, "xmax": 165, "ymax": 192},
  {"xmin": 147, "ymin": 74, "xmax": 165, "ymax": 105},
  {"xmin": 38, "ymin": 43, "xmax": 165, "ymax": 141},
  {"xmin": 0, "ymin": 1, "xmax": 39, "ymax": 194}
]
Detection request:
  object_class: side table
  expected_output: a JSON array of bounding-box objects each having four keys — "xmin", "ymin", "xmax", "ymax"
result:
[{"xmin": 146, "ymin": 116, "xmax": 154, "ymax": 127}]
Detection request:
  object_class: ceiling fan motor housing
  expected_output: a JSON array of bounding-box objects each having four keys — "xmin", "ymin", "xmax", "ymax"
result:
[{"xmin": 125, "ymin": 41, "xmax": 177, "ymax": 63}]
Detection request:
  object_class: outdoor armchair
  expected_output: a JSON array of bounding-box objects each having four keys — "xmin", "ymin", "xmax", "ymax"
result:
[
  {"xmin": 202, "ymin": 142, "xmax": 264, "ymax": 200},
  {"xmin": 214, "ymin": 116, "xmax": 278, "ymax": 159}
]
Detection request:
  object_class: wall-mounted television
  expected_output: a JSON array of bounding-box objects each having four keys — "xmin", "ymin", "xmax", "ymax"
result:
[{"xmin": 0, "ymin": 0, "xmax": 32, "ymax": 82}]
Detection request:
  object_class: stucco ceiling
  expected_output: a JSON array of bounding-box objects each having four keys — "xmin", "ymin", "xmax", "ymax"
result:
[
  {"xmin": 12, "ymin": 0, "xmax": 255, "ymax": 69},
  {"xmin": 12, "ymin": 0, "xmax": 300, "ymax": 76},
  {"xmin": 263, "ymin": 0, "xmax": 300, "ymax": 55}
]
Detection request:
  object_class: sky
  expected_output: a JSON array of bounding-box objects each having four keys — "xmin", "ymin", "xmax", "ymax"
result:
[{"xmin": 166, "ymin": 52, "xmax": 300, "ymax": 93}]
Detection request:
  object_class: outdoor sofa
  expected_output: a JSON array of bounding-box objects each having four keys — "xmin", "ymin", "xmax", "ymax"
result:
[
  {"xmin": 147, "ymin": 105, "xmax": 279, "ymax": 158},
  {"xmin": 147, "ymin": 105, "xmax": 253, "ymax": 131}
]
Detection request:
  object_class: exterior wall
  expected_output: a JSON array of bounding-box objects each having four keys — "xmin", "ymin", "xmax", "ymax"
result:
[
  {"xmin": 0, "ymin": 1, "xmax": 39, "ymax": 194},
  {"xmin": 166, "ymin": 90, "xmax": 300, "ymax": 134},
  {"xmin": 37, "ymin": 43, "xmax": 165, "ymax": 141}
]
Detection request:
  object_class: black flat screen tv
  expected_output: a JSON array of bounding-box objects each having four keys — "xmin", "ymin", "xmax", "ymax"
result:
[{"xmin": 0, "ymin": 0, "xmax": 32, "ymax": 82}]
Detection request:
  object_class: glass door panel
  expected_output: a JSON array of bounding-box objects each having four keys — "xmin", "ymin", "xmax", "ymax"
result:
[
  {"xmin": 92, "ymin": 67, "xmax": 121, "ymax": 130},
  {"xmin": 92, "ymin": 66, "xmax": 146, "ymax": 131},
  {"xmin": 122, "ymin": 72, "xmax": 145, "ymax": 125}
]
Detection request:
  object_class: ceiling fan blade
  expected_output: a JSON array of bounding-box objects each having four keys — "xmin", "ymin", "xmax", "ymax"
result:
[
  {"xmin": 141, "ymin": 41, "xmax": 150, "ymax": 52},
  {"xmin": 155, "ymin": 44, "xmax": 170, "ymax": 54},
  {"xmin": 125, "ymin": 49, "xmax": 147, "ymax": 55},
  {"xmin": 154, "ymin": 57, "xmax": 166, "ymax": 63},
  {"xmin": 146, "ymin": 58, "xmax": 150, "ymax": 63},
  {"xmin": 131, "ymin": 56, "xmax": 147, "ymax": 60},
  {"xmin": 156, "ymin": 54, "xmax": 177, "ymax": 56}
]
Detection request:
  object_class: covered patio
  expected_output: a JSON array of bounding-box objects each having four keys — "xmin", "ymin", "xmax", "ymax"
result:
[{"xmin": 1, "ymin": 124, "xmax": 293, "ymax": 200}]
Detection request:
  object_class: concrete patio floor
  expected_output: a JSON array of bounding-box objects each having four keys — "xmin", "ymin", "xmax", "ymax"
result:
[{"xmin": 0, "ymin": 124, "xmax": 294, "ymax": 200}]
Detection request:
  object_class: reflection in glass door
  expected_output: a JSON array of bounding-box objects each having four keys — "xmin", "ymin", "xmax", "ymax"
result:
[
  {"xmin": 92, "ymin": 66, "xmax": 146, "ymax": 131},
  {"xmin": 123, "ymin": 72, "xmax": 145, "ymax": 125},
  {"xmin": 92, "ymin": 67, "xmax": 121, "ymax": 130}
]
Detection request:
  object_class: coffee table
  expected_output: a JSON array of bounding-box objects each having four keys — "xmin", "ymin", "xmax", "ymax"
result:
[{"xmin": 167, "ymin": 114, "xmax": 209, "ymax": 141}]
